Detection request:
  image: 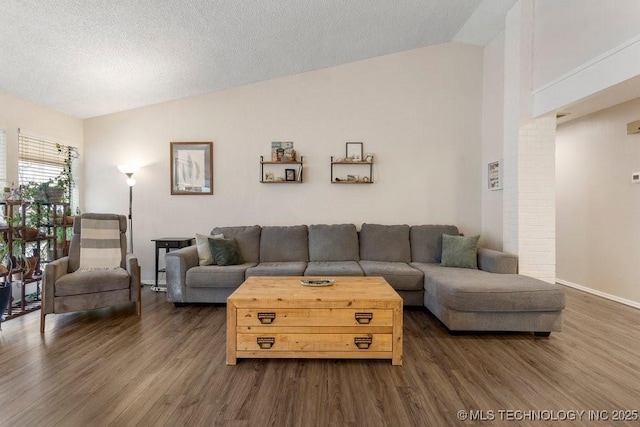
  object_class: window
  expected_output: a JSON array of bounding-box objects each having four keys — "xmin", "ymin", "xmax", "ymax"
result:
[
  {"xmin": 18, "ymin": 131, "xmax": 79, "ymax": 212},
  {"xmin": 0, "ymin": 129, "xmax": 6, "ymax": 187}
]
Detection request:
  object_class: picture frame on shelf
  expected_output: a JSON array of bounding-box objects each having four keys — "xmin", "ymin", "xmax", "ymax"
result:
[
  {"xmin": 487, "ymin": 159, "xmax": 502, "ymax": 191},
  {"xmin": 285, "ymin": 169, "xmax": 296, "ymax": 181},
  {"xmin": 170, "ymin": 141, "xmax": 213, "ymax": 195},
  {"xmin": 271, "ymin": 141, "xmax": 294, "ymax": 162},
  {"xmin": 346, "ymin": 142, "xmax": 363, "ymax": 161}
]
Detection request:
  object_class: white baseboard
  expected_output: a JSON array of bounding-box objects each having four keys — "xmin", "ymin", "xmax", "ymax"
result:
[{"xmin": 556, "ymin": 279, "xmax": 640, "ymax": 310}]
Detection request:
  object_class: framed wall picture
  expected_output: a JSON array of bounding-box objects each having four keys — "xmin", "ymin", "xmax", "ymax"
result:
[
  {"xmin": 170, "ymin": 141, "xmax": 213, "ymax": 195},
  {"xmin": 346, "ymin": 142, "xmax": 363, "ymax": 161},
  {"xmin": 285, "ymin": 169, "xmax": 296, "ymax": 181},
  {"xmin": 488, "ymin": 159, "xmax": 502, "ymax": 191}
]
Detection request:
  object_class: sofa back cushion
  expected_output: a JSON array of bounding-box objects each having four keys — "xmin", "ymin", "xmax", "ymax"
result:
[
  {"xmin": 410, "ymin": 224, "xmax": 459, "ymax": 263},
  {"xmin": 211, "ymin": 225, "xmax": 261, "ymax": 264},
  {"xmin": 308, "ymin": 224, "xmax": 360, "ymax": 262},
  {"xmin": 260, "ymin": 225, "xmax": 309, "ymax": 262},
  {"xmin": 359, "ymin": 223, "xmax": 411, "ymax": 262}
]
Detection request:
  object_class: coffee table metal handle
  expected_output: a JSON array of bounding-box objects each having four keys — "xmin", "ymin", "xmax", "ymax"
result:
[
  {"xmin": 258, "ymin": 312, "xmax": 276, "ymax": 324},
  {"xmin": 354, "ymin": 336, "xmax": 372, "ymax": 349},
  {"xmin": 257, "ymin": 337, "xmax": 275, "ymax": 349},
  {"xmin": 355, "ymin": 312, "xmax": 373, "ymax": 324}
]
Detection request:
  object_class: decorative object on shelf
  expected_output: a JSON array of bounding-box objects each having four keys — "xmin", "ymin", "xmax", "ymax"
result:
[
  {"xmin": 118, "ymin": 164, "xmax": 139, "ymax": 252},
  {"xmin": 488, "ymin": 159, "xmax": 502, "ymax": 191},
  {"xmin": 346, "ymin": 142, "xmax": 363, "ymax": 161},
  {"xmin": 260, "ymin": 155, "xmax": 304, "ymax": 183},
  {"xmin": 285, "ymin": 169, "xmax": 296, "ymax": 181},
  {"xmin": 331, "ymin": 147, "xmax": 374, "ymax": 183},
  {"xmin": 271, "ymin": 141, "xmax": 294, "ymax": 162},
  {"xmin": 170, "ymin": 141, "xmax": 213, "ymax": 195}
]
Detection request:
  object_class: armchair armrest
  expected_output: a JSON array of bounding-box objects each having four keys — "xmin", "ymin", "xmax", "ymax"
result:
[
  {"xmin": 42, "ymin": 256, "xmax": 69, "ymax": 314},
  {"xmin": 477, "ymin": 247, "xmax": 518, "ymax": 274},
  {"xmin": 126, "ymin": 253, "xmax": 140, "ymax": 302},
  {"xmin": 165, "ymin": 246, "xmax": 199, "ymax": 303}
]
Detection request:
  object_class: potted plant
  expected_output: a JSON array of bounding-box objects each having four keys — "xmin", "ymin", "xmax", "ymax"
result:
[
  {"xmin": 0, "ymin": 235, "xmax": 32, "ymax": 328},
  {"xmin": 46, "ymin": 144, "xmax": 78, "ymax": 204}
]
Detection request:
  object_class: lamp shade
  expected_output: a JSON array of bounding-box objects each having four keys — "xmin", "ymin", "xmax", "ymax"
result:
[{"xmin": 118, "ymin": 165, "xmax": 140, "ymax": 175}]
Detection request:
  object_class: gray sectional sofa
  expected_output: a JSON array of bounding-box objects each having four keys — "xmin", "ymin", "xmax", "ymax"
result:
[{"xmin": 165, "ymin": 223, "xmax": 565, "ymax": 335}]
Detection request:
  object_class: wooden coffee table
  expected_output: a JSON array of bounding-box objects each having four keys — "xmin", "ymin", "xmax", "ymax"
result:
[{"xmin": 226, "ymin": 276, "xmax": 403, "ymax": 365}]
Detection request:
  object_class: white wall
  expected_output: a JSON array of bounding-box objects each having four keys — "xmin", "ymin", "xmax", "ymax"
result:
[
  {"xmin": 556, "ymin": 98, "xmax": 640, "ymax": 305},
  {"xmin": 0, "ymin": 91, "xmax": 83, "ymax": 184},
  {"xmin": 83, "ymin": 43, "xmax": 484, "ymax": 282},
  {"xmin": 481, "ymin": 31, "xmax": 505, "ymax": 250},
  {"xmin": 532, "ymin": 0, "xmax": 640, "ymax": 89}
]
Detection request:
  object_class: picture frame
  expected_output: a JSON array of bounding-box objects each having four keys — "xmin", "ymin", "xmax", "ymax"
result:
[
  {"xmin": 170, "ymin": 141, "xmax": 213, "ymax": 195},
  {"xmin": 487, "ymin": 159, "xmax": 502, "ymax": 191},
  {"xmin": 346, "ymin": 142, "xmax": 363, "ymax": 161},
  {"xmin": 271, "ymin": 141, "xmax": 294, "ymax": 162},
  {"xmin": 285, "ymin": 169, "xmax": 296, "ymax": 181}
]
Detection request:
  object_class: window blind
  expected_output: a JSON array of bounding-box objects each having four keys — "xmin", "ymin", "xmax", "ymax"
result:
[
  {"xmin": 0, "ymin": 129, "xmax": 6, "ymax": 187},
  {"xmin": 18, "ymin": 131, "xmax": 79, "ymax": 211}
]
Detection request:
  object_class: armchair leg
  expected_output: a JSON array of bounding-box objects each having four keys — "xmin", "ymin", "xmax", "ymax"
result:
[{"xmin": 40, "ymin": 310, "xmax": 45, "ymax": 334}]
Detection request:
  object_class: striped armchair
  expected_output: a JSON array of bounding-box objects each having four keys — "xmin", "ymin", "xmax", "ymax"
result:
[{"xmin": 40, "ymin": 213, "xmax": 141, "ymax": 333}]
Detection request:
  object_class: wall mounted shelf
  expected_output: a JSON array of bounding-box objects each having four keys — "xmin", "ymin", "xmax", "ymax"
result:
[{"xmin": 260, "ymin": 156, "xmax": 304, "ymax": 183}]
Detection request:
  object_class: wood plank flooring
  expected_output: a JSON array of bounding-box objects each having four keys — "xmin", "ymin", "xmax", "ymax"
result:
[{"xmin": 1, "ymin": 286, "xmax": 639, "ymax": 426}]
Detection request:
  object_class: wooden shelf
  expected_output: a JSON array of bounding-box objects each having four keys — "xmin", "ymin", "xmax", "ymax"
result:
[
  {"xmin": 260, "ymin": 155, "xmax": 304, "ymax": 183},
  {"xmin": 330, "ymin": 155, "xmax": 374, "ymax": 184}
]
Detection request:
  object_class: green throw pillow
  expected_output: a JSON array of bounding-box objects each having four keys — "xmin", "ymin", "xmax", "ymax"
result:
[
  {"xmin": 208, "ymin": 238, "xmax": 244, "ymax": 266},
  {"xmin": 440, "ymin": 234, "xmax": 480, "ymax": 269},
  {"xmin": 195, "ymin": 233, "xmax": 224, "ymax": 266}
]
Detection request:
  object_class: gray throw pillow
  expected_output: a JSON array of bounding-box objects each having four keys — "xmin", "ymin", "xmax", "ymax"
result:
[
  {"xmin": 208, "ymin": 238, "xmax": 244, "ymax": 266},
  {"xmin": 441, "ymin": 234, "xmax": 480, "ymax": 269}
]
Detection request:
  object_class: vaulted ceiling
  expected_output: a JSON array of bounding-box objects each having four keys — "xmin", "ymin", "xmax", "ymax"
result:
[{"xmin": 0, "ymin": 0, "xmax": 515, "ymax": 118}]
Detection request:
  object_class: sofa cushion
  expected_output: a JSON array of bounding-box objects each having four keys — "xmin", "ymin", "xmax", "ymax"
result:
[
  {"xmin": 195, "ymin": 233, "xmax": 224, "ymax": 266},
  {"xmin": 259, "ymin": 225, "xmax": 309, "ymax": 262},
  {"xmin": 413, "ymin": 263, "xmax": 565, "ymax": 312},
  {"xmin": 359, "ymin": 224, "xmax": 411, "ymax": 262},
  {"xmin": 211, "ymin": 226, "xmax": 261, "ymax": 264},
  {"xmin": 441, "ymin": 234, "xmax": 480, "ymax": 269},
  {"xmin": 308, "ymin": 224, "xmax": 359, "ymax": 262},
  {"xmin": 410, "ymin": 225, "xmax": 459, "ymax": 263},
  {"xmin": 246, "ymin": 262, "xmax": 308, "ymax": 277},
  {"xmin": 304, "ymin": 261, "xmax": 364, "ymax": 276},
  {"xmin": 359, "ymin": 260, "xmax": 423, "ymax": 291},
  {"xmin": 186, "ymin": 263, "xmax": 256, "ymax": 288}
]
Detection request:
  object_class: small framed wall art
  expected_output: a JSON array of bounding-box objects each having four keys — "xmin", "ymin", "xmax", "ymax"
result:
[
  {"xmin": 285, "ymin": 169, "xmax": 296, "ymax": 181},
  {"xmin": 170, "ymin": 141, "xmax": 213, "ymax": 195},
  {"xmin": 346, "ymin": 142, "xmax": 363, "ymax": 161},
  {"xmin": 487, "ymin": 159, "xmax": 502, "ymax": 191}
]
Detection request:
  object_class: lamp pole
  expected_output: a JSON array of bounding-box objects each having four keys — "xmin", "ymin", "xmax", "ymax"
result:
[
  {"xmin": 126, "ymin": 174, "xmax": 134, "ymax": 252},
  {"xmin": 118, "ymin": 165, "xmax": 139, "ymax": 253}
]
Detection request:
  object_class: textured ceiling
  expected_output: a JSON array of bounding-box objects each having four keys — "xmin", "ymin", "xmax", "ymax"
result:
[{"xmin": 0, "ymin": 0, "xmax": 514, "ymax": 119}]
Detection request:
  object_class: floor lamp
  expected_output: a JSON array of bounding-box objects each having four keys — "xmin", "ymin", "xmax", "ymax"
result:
[{"xmin": 118, "ymin": 165, "xmax": 139, "ymax": 252}]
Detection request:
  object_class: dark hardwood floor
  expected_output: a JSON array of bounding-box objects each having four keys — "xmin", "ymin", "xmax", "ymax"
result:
[{"xmin": 1, "ymin": 286, "xmax": 639, "ymax": 426}]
